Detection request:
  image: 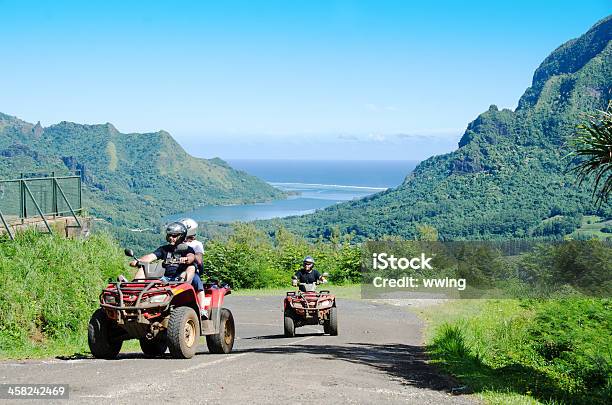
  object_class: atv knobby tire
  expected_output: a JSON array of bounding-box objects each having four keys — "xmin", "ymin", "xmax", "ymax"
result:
[
  {"xmin": 206, "ymin": 308, "xmax": 235, "ymax": 354},
  {"xmin": 167, "ymin": 307, "xmax": 199, "ymax": 359},
  {"xmin": 139, "ymin": 332, "xmax": 168, "ymax": 357},
  {"xmin": 284, "ymin": 313, "xmax": 295, "ymax": 337},
  {"xmin": 328, "ymin": 306, "xmax": 338, "ymax": 336},
  {"xmin": 88, "ymin": 308, "xmax": 122, "ymax": 359}
]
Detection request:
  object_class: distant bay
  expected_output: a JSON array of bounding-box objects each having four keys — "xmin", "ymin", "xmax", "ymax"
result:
[{"xmin": 167, "ymin": 160, "xmax": 418, "ymax": 222}]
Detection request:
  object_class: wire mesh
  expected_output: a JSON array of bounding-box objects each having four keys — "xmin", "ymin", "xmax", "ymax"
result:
[{"xmin": 0, "ymin": 175, "xmax": 81, "ymax": 220}]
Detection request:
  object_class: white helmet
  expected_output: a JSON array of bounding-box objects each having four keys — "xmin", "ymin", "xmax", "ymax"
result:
[{"xmin": 179, "ymin": 218, "xmax": 198, "ymax": 238}]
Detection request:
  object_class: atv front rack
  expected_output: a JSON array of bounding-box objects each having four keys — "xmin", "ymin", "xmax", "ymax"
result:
[
  {"xmin": 100, "ymin": 279, "xmax": 174, "ymax": 311},
  {"xmin": 287, "ymin": 291, "xmax": 332, "ymax": 319}
]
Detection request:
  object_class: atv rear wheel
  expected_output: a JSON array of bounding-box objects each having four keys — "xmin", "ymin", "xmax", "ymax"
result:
[
  {"xmin": 328, "ymin": 307, "xmax": 338, "ymax": 336},
  {"xmin": 206, "ymin": 308, "xmax": 235, "ymax": 354},
  {"xmin": 88, "ymin": 309, "xmax": 122, "ymax": 359},
  {"xmin": 139, "ymin": 333, "xmax": 168, "ymax": 357},
  {"xmin": 284, "ymin": 313, "xmax": 295, "ymax": 337},
  {"xmin": 167, "ymin": 307, "xmax": 199, "ymax": 359}
]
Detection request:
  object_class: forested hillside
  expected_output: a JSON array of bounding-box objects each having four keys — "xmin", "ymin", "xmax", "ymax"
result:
[
  {"xmin": 269, "ymin": 15, "xmax": 612, "ymax": 241},
  {"xmin": 0, "ymin": 115, "xmax": 285, "ymax": 231}
]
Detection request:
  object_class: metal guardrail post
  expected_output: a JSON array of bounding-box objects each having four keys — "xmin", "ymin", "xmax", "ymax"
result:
[
  {"xmin": 19, "ymin": 173, "xmax": 25, "ymax": 221},
  {"xmin": 55, "ymin": 181, "xmax": 82, "ymax": 228},
  {"xmin": 0, "ymin": 209, "xmax": 14, "ymax": 240},
  {"xmin": 52, "ymin": 171, "xmax": 58, "ymax": 217},
  {"xmin": 77, "ymin": 170, "xmax": 82, "ymax": 214},
  {"xmin": 22, "ymin": 181, "xmax": 52, "ymax": 233}
]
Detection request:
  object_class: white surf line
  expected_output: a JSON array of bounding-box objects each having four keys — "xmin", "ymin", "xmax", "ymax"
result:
[{"xmin": 268, "ymin": 182, "xmax": 388, "ymax": 191}]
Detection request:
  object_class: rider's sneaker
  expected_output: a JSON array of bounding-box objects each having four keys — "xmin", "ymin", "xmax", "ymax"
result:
[
  {"xmin": 117, "ymin": 274, "xmax": 128, "ymax": 282},
  {"xmin": 200, "ymin": 308, "xmax": 208, "ymax": 318}
]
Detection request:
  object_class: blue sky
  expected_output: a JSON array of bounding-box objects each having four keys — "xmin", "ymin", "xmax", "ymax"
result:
[{"xmin": 1, "ymin": 1, "xmax": 610, "ymax": 160}]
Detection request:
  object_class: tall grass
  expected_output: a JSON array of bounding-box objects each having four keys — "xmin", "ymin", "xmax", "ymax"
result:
[
  {"xmin": 426, "ymin": 299, "xmax": 611, "ymax": 404},
  {"xmin": 0, "ymin": 230, "xmax": 126, "ymax": 358}
]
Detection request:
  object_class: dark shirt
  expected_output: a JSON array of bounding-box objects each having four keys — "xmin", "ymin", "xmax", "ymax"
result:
[
  {"xmin": 294, "ymin": 268, "xmax": 321, "ymax": 284},
  {"xmin": 153, "ymin": 244, "xmax": 195, "ymax": 278}
]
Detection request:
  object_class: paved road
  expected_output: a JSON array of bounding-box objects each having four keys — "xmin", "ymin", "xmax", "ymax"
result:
[{"xmin": 0, "ymin": 296, "xmax": 476, "ymax": 404}]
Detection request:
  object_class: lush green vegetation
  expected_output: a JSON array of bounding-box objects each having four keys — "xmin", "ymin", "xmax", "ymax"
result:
[
  {"xmin": 0, "ymin": 231, "xmax": 126, "ymax": 358},
  {"xmin": 263, "ymin": 16, "xmax": 612, "ymax": 242},
  {"xmin": 415, "ymin": 236, "xmax": 611, "ymax": 404},
  {"xmin": 569, "ymin": 215, "xmax": 612, "ymax": 239},
  {"xmin": 203, "ymin": 223, "xmax": 361, "ymax": 289},
  {"xmin": 233, "ymin": 284, "xmax": 361, "ymax": 299},
  {"xmin": 420, "ymin": 299, "xmax": 610, "ymax": 405}
]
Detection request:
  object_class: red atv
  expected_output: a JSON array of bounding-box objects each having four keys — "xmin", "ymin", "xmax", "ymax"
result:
[
  {"xmin": 283, "ymin": 277, "xmax": 338, "ymax": 337},
  {"xmin": 88, "ymin": 248, "xmax": 235, "ymax": 359}
]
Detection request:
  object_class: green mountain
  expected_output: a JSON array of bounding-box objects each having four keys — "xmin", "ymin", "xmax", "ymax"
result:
[
  {"xmin": 0, "ymin": 115, "xmax": 285, "ymax": 228},
  {"xmin": 268, "ymin": 15, "xmax": 612, "ymax": 241}
]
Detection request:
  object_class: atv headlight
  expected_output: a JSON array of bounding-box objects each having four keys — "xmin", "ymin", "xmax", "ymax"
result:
[
  {"xmin": 104, "ymin": 295, "xmax": 117, "ymax": 304},
  {"xmin": 319, "ymin": 300, "xmax": 332, "ymax": 308},
  {"xmin": 148, "ymin": 294, "xmax": 170, "ymax": 304}
]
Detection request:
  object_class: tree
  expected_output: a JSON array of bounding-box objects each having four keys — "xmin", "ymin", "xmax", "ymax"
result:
[
  {"xmin": 416, "ymin": 224, "xmax": 438, "ymax": 241},
  {"xmin": 569, "ymin": 101, "xmax": 612, "ymax": 206}
]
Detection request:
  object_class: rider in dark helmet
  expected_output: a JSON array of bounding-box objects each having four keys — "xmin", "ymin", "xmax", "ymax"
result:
[
  {"xmin": 130, "ymin": 222, "xmax": 197, "ymax": 284},
  {"xmin": 292, "ymin": 256, "xmax": 326, "ymax": 290}
]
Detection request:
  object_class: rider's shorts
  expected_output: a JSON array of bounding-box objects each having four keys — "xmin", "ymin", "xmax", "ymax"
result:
[{"xmin": 191, "ymin": 273, "xmax": 204, "ymax": 292}]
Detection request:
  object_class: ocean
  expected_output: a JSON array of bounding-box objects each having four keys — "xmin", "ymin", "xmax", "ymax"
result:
[{"xmin": 167, "ymin": 160, "xmax": 418, "ymax": 222}]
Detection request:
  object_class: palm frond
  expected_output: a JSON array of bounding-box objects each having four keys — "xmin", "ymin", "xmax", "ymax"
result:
[{"xmin": 568, "ymin": 101, "xmax": 612, "ymax": 206}]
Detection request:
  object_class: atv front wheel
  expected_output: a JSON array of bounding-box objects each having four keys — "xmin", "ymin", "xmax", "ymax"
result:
[
  {"xmin": 88, "ymin": 309, "xmax": 122, "ymax": 359},
  {"xmin": 139, "ymin": 333, "xmax": 168, "ymax": 357},
  {"xmin": 168, "ymin": 307, "xmax": 199, "ymax": 359},
  {"xmin": 206, "ymin": 308, "xmax": 235, "ymax": 354},
  {"xmin": 328, "ymin": 307, "xmax": 338, "ymax": 336},
  {"xmin": 284, "ymin": 313, "xmax": 295, "ymax": 337}
]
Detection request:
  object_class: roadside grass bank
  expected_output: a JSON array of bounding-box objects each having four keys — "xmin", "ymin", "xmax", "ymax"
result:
[
  {"xmin": 415, "ymin": 299, "xmax": 611, "ymax": 405},
  {"xmin": 0, "ymin": 231, "xmax": 126, "ymax": 360}
]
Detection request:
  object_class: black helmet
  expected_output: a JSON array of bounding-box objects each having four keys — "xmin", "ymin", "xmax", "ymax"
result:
[{"xmin": 165, "ymin": 222, "xmax": 187, "ymax": 245}]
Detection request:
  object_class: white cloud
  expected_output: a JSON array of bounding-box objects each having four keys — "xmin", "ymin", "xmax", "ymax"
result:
[
  {"xmin": 395, "ymin": 129, "xmax": 462, "ymax": 140},
  {"xmin": 367, "ymin": 133, "xmax": 387, "ymax": 142}
]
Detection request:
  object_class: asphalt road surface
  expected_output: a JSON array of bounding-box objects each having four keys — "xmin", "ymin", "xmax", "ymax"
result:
[{"xmin": 0, "ymin": 295, "xmax": 476, "ymax": 404}]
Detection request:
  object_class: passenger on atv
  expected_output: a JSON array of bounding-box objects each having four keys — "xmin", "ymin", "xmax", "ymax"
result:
[
  {"xmin": 293, "ymin": 256, "xmax": 327, "ymax": 292},
  {"xmin": 130, "ymin": 222, "xmax": 206, "ymax": 316},
  {"xmin": 179, "ymin": 218, "xmax": 207, "ymax": 311}
]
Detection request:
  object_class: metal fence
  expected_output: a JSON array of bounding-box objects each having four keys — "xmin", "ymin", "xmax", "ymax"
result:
[{"xmin": 0, "ymin": 172, "xmax": 82, "ymax": 239}]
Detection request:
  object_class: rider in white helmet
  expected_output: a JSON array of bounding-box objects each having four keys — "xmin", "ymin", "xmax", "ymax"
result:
[{"xmin": 179, "ymin": 218, "xmax": 206, "ymax": 315}]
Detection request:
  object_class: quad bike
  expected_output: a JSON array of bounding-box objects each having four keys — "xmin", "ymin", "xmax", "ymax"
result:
[
  {"xmin": 88, "ymin": 247, "xmax": 235, "ymax": 359},
  {"xmin": 283, "ymin": 275, "xmax": 338, "ymax": 337}
]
